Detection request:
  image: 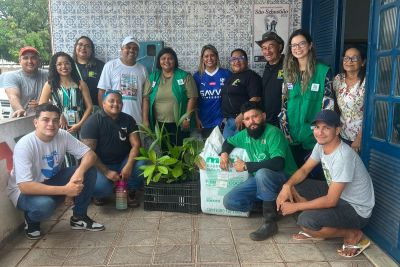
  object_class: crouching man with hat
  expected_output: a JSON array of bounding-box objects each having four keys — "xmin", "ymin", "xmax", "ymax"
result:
[{"xmin": 276, "ymin": 110, "xmax": 375, "ymax": 258}]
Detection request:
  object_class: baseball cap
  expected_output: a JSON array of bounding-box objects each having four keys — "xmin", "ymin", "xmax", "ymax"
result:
[
  {"xmin": 19, "ymin": 46, "xmax": 39, "ymax": 57},
  {"xmin": 311, "ymin": 110, "xmax": 341, "ymax": 127},
  {"xmin": 121, "ymin": 36, "xmax": 140, "ymax": 48},
  {"xmin": 255, "ymin": 32, "xmax": 285, "ymax": 51}
]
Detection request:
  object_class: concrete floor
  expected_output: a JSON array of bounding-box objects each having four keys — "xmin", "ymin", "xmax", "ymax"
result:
[{"xmin": 0, "ymin": 202, "xmax": 397, "ymax": 267}]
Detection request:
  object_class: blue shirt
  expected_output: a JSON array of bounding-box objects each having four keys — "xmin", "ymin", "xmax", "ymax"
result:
[{"xmin": 194, "ymin": 68, "xmax": 231, "ymax": 128}]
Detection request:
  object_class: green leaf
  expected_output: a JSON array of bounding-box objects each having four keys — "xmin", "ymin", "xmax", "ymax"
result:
[
  {"xmin": 148, "ymin": 150, "xmax": 157, "ymax": 162},
  {"xmin": 153, "ymin": 173, "xmax": 162, "ymax": 183},
  {"xmin": 171, "ymin": 163, "xmax": 183, "ymax": 178},
  {"xmin": 158, "ymin": 156, "xmax": 178, "ymax": 165},
  {"xmin": 135, "ymin": 156, "xmax": 149, "ymax": 161},
  {"xmin": 143, "ymin": 165, "xmax": 155, "ymax": 178},
  {"xmin": 157, "ymin": 166, "xmax": 168, "ymax": 174}
]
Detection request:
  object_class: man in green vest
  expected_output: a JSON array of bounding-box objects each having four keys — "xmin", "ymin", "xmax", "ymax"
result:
[{"xmin": 220, "ymin": 101, "xmax": 297, "ymax": 241}]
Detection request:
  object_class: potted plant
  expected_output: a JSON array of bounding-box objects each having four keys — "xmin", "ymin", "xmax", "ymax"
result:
[{"xmin": 135, "ymin": 112, "xmax": 204, "ymax": 213}]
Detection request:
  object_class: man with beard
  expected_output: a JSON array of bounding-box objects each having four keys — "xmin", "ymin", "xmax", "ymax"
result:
[{"xmin": 220, "ymin": 101, "xmax": 297, "ymax": 241}]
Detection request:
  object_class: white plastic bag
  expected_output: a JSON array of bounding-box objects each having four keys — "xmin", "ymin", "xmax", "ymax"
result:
[{"xmin": 199, "ymin": 127, "xmax": 250, "ymax": 217}]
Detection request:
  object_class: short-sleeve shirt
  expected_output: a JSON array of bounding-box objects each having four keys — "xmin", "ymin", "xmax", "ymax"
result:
[
  {"xmin": 310, "ymin": 141, "xmax": 375, "ymax": 218},
  {"xmin": 333, "ymin": 73, "xmax": 365, "ymax": 141},
  {"xmin": 80, "ymin": 110, "xmax": 138, "ymax": 164},
  {"xmin": 221, "ymin": 69, "xmax": 262, "ymax": 118},
  {"xmin": 1, "ymin": 69, "xmax": 48, "ymax": 108},
  {"xmin": 194, "ymin": 68, "xmax": 232, "ymax": 128},
  {"xmin": 97, "ymin": 58, "xmax": 148, "ymax": 123},
  {"xmin": 76, "ymin": 59, "xmax": 105, "ymax": 106},
  {"xmin": 227, "ymin": 124, "xmax": 297, "ymax": 176},
  {"xmin": 7, "ymin": 130, "xmax": 89, "ymax": 206},
  {"xmin": 143, "ymin": 73, "xmax": 198, "ymax": 122}
]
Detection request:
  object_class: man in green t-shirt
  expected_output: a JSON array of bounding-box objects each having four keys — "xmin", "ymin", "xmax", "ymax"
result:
[{"xmin": 220, "ymin": 101, "xmax": 297, "ymax": 241}]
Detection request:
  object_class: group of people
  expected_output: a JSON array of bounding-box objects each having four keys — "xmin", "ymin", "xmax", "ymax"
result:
[{"xmin": 2, "ymin": 28, "xmax": 373, "ymax": 258}]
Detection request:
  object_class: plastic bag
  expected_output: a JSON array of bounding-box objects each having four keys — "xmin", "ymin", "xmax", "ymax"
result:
[{"xmin": 199, "ymin": 127, "xmax": 250, "ymax": 217}]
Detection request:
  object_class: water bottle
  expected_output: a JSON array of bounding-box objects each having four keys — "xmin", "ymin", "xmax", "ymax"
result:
[{"xmin": 115, "ymin": 179, "xmax": 127, "ymax": 210}]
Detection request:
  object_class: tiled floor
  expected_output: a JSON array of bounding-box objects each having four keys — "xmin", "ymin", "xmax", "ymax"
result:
[{"xmin": 0, "ymin": 203, "xmax": 394, "ymax": 267}]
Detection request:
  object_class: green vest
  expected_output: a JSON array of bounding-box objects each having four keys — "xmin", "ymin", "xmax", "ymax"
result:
[
  {"xmin": 286, "ymin": 63, "xmax": 329, "ymax": 150},
  {"xmin": 148, "ymin": 68, "xmax": 189, "ymax": 130}
]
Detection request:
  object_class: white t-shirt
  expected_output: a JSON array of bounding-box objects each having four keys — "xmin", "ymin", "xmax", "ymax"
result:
[
  {"xmin": 97, "ymin": 58, "xmax": 148, "ymax": 123},
  {"xmin": 7, "ymin": 129, "xmax": 90, "ymax": 206},
  {"xmin": 310, "ymin": 141, "xmax": 375, "ymax": 218},
  {"xmin": 1, "ymin": 69, "xmax": 48, "ymax": 108}
]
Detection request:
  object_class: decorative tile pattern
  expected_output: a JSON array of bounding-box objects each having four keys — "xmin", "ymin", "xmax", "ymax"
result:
[{"xmin": 49, "ymin": 0, "xmax": 301, "ymax": 75}]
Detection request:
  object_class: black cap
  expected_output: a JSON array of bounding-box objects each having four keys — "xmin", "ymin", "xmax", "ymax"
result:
[
  {"xmin": 311, "ymin": 110, "xmax": 341, "ymax": 127},
  {"xmin": 255, "ymin": 31, "xmax": 285, "ymax": 52}
]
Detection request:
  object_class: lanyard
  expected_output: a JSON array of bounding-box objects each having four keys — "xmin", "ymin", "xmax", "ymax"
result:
[{"xmin": 61, "ymin": 86, "xmax": 73, "ymax": 109}]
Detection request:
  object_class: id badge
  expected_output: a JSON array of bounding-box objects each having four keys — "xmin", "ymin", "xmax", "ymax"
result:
[
  {"xmin": 66, "ymin": 110, "xmax": 76, "ymax": 126},
  {"xmin": 311, "ymin": 83, "xmax": 320, "ymax": 92}
]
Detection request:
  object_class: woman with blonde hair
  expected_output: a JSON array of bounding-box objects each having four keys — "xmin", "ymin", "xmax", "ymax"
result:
[
  {"xmin": 193, "ymin": 44, "xmax": 231, "ymax": 138},
  {"xmin": 279, "ymin": 29, "xmax": 335, "ymax": 178}
]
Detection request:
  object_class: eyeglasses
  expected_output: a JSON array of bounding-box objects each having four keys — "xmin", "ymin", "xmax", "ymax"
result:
[
  {"xmin": 343, "ymin": 56, "xmax": 361, "ymax": 62},
  {"xmin": 289, "ymin": 41, "xmax": 307, "ymax": 50},
  {"xmin": 103, "ymin": 90, "xmax": 122, "ymax": 100},
  {"xmin": 77, "ymin": 43, "xmax": 92, "ymax": 49},
  {"xmin": 229, "ymin": 56, "xmax": 246, "ymax": 63}
]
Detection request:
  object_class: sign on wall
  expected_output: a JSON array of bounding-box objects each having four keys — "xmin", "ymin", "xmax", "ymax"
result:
[{"xmin": 253, "ymin": 4, "xmax": 290, "ymax": 63}]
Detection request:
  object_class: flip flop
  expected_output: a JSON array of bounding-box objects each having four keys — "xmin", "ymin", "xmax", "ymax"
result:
[
  {"xmin": 292, "ymin": 231, "xmax": 324, "ymax": 241},
  {"xmin": 338, "ymin": 238, "xmax": 371, "ymax": 258}
]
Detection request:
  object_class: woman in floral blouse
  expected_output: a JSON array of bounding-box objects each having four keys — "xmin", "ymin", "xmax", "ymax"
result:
[{"xmin": 333, "ymin": 45, "xmax": 366, "ymax": 152}]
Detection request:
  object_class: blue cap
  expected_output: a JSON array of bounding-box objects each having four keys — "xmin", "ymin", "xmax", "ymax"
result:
[{"xmin": 311, "ymin": 110, "xmax": 341, "ymax": 127}]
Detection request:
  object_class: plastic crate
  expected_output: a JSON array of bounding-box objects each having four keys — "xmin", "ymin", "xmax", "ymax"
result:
[{"xmin": 143, "ymin": 179, "xmax": 201, "ymax": 214}]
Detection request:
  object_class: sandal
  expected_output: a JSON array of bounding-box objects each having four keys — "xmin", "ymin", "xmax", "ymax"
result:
[
  {"xmin": 292, "ymin": 231, "xmax": 324, "ymax": 241},
  {"xmin": 337, "ymin": 238, "xmax": 370, "ymax": 258}
]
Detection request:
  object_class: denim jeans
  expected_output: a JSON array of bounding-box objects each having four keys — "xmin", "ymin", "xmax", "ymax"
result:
[
  {"xmin": 222, "ymin": 118, "xmax": 238, "ymax": 139},
  {"xmin": 223, "ymin": 168, "xmax": 288, "ymax": 212},
  {"xmin": 17, "ymin": 166, "xmax": 97, "ymax": 223},
  {"xmin": 92, "ymin": 158, "xmax": 146, "ymax": 198}
]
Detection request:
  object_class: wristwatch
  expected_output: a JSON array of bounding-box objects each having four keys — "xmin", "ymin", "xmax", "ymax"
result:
[{"xmin": 243, "ymin": 163, "xmax": 247, "ymax": 171}]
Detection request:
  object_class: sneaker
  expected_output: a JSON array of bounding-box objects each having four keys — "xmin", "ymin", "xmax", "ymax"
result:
[
  {"xmin": 24, "ymin": 220, "xmax": 42, "ymax": 240},
  {"xmin": 128, "ymin": 190, "xmax": 140, "ymax": 208},
  {"xmin": 70, "ymin": 215, "xmax": 105, "ymax": 231}
]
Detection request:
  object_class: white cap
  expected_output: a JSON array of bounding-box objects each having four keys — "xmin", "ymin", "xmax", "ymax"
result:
[{"xmin": 121, "ymin": 36, "xmax": 140, "ymax": 48}]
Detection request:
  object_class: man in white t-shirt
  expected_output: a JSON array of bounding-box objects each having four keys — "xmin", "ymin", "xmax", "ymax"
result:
[
  {"xmin": 1, "ymin": 46, "xmax": 48, "ymax": 117},
  {"xmin": 97, "ymin": 36, "xmax": 148, "ymax": 123},
  {"xmin": 276, "ymin": 110, "xmax": 374, "ymax": 258},
  {"xmin": 7, "ymin": 103, "xmax": 105, "ymax": 240}
]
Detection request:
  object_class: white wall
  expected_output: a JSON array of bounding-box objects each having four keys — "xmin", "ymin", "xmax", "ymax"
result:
[{"xmin": 0, "ymin": 117, "xmax": 34, "ymax": 243}]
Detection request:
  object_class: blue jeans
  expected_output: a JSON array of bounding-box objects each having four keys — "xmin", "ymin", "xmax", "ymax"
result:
[
  {"xmin": 92, "ymin": 158, "xmax": 146, "ymax": 198},
  {"xmin": 17, "ymin": 166, "xmax": 97, "ymax": 223},
  {"xmin": 222, "ymin": 118, "xmax": 238, "ymax": 139},
  {"xmin": 223, "ymin": 168, "xmax": 288, "ymax": 212}
]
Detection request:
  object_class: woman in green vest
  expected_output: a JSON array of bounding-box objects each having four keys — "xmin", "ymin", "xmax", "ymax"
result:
[
  {"xmin": 279, "ymin": 29, "xmax": 335, "ymax": 179},
  {"xmin": 142, "ymin": 47, "xmax": 198, "ymax": 145}
]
